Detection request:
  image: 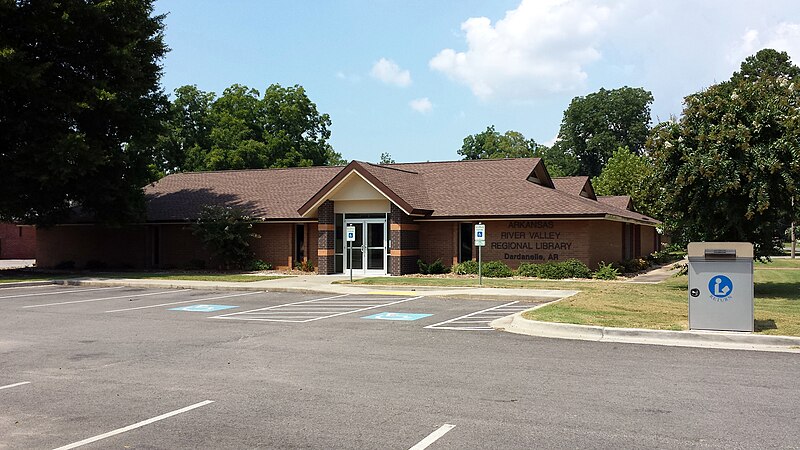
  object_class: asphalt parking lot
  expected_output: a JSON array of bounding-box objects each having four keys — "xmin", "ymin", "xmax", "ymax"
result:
[{"xmin": 1, "ymin": 285, "xmax": 799, "ymax": 449}]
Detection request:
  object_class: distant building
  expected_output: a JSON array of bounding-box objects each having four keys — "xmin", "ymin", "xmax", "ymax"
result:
[{"xmin": 36, "ymin": 158, "xmax": 660, "ymax": 273}]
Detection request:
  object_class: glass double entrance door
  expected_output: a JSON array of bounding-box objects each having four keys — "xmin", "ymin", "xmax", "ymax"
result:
[{"xmin": 345, "ymin": 219, "xmax": 386, "ymax": 275}]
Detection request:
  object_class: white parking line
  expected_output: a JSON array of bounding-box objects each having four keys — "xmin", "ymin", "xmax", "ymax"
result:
[
  {"xmin": 52, "ymin": 400, "xmax": 214, "ymax": 450},
  {"xmin": 104, "ymin": 291, "xmax": 264, "ymax": 313},
  {"xmin": 23, "ymin": 290, "xmax": 188, "ymax": 309},
  {"xmin": 0, "ymin": 381, "xmax": 30, "ymax": 391},
  {"xmin": 211, "ymin": 294, "xmax": 350, "ymax": 320},
  {"xmin": 408, "ymin": 424, "xmax": 456, "ymax": 450},
  {"xmin": 425, "ymin": 301, "xmax": 532, "ymax": 331},
  {"xmin": 0, "ymin": 286, "xmax": 124, "ymax": 300},
  {"xmin": 212, "ymin": 294, "xmax": 423, "ymax": 323},
  {"xmin": 0, "ymin": 284, "xmax": 57, "ymax": 290}
]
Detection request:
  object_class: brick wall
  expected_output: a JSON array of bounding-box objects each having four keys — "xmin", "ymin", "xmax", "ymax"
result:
[
  {"xmin": 0, "ymin": 223, "xmax": 36, "ymax": 259},
  {"xmin": 251, "ymin": 223, "xmax": 293, "ymax": 269},
  {"xmin": 418, "ymin": 222, "xmax": 457, "ymax": 268},
  {"xmin": 415, "ymin": 219, "xmax": 656, "ymax": 270},
  {"xmin": 586, "ymin": 221, "xmax": 624, "ymax": 268},
  {"xmin": 640, "ymin": 225, "xmax": 657, "ymax": 256},
  {"xmin": 480, "ymin": 220, "xmax": 591, "ymax": 268},
  {"xmin": 36, "ymin": 225, "xmax": 148, "ymax": 268},
  {"xmin": 158, "ymin": 225, "xmax": 209, "ymax": 268},
  {"xmin": 388, "ymin": 204, "xmax": 419, "ymax": 275},
  {"xmin": 317, "ymin": 201, "xmax": 335, "ymax": 274},
  {"xmin": 307, "ymin": 223, "xmax": 319, "ymax": 270}
]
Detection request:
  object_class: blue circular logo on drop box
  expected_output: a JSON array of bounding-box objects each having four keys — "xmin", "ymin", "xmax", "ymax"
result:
[{"xmin": 708, "ymin": 275, "xmax": 733, "ymax": 299}]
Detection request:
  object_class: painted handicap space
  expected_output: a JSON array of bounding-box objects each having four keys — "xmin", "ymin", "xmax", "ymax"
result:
[
  {"xmin": 170, "ymin": 304, "xmax": 238, "ymax": 312},
  {"xmin": 362, "ymin": 312, "xmax": 432, "ymax": 321}
]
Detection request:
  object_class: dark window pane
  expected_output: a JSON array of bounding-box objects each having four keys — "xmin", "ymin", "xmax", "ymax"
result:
[
  {"xmin": 460, "ymin": 223, "xmax": 473, "ymax": 262},
  {"xmin": 335, "ymin": 214, "xmax": 343, "ymax": 253},
  {"xmin": 368, "ymin": 223, "xmax": 383, "ymax": 248},
  {"xmin": 368, "ymin": 249, "xmax": 384, "ymax": 270},
  {"xmin": 350, "ymin": 248, "xmax": 363, "ymax": 269}
]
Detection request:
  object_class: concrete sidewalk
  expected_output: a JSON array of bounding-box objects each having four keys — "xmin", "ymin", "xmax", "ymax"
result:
[{"xmin": 48, "ymin": 274, "xmax": 578, "ymax": 302}]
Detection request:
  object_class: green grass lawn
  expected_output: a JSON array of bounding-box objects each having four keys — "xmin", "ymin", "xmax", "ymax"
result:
[
  {"xmin": 0, "ymin": 270, "xmax": 291, "ymax": 283},
  {"xmin": 344, "ymin": 260, "xmax": 800, "ymax": 336}
]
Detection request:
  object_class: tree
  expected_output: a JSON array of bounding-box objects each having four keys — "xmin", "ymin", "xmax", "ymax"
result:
[
  {"xmin": 531, "ymin": 145, "xmax": 580, "ymax": 177},
  {"xmin": 593, "ymin": 147, "xmax": 658, "ymax": 218},
  {"xmin": 553, "ymin": 87, "xmax": 654, "ymax": 177},
  {"xmin": 459, "ymin": 126, "xmax": 546, "ymax": 160},
  {"xmin": 192, "ymin": 205, "xmax": 260, "ymax": 269},
  {"xmin": 0, "ymin": 0, "xmax": 168, "ymax": 225},
  {"xmin": 459, "ymin": 126, "xmax": 577, "ymax": 176},
  {"xmin": 378, "ymin": 152, "xmax": 395, "ymax": 164},
  {"xmin": 156, "ymin": 83, "xmax": 344, "ymax": 172},
  {"xmin": 458, "ymin": 125, "xmax": 541, "ymax": 159},
  {"xmin": 649, "ymin": 49, "xmax": 800, "ymax": 258}
]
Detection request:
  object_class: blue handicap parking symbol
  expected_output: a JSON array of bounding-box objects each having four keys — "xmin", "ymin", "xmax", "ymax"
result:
[
  {"xmin": 477, "ymin": 231, "xmax": 483, "ymax": 238},
  {"xmin": 362, "ymin": 312, "xmax": 433, "ymax": 321},
  {"xmin": 708, "ymin": 275, "xmax": 733, "ymax": 299},
  {"xmin": 169, "ymin": 304, "xmax": 239, "ymax": 312}
]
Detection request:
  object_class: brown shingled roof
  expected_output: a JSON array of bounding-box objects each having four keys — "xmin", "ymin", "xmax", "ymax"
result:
[
  {"xmin": 553, "ymin": 176, "xmax": 596, "ymax": 200},
  {"xmin": 145, "ymin": 165, "xmax": 342, "ymax": 221},
  {"xmin": 143, "ymin": 158, "xmax": 659, "ymax": 225},
  {"xmin": 598, "ymin": 195, "xmax": 634, "ymax": 211}
]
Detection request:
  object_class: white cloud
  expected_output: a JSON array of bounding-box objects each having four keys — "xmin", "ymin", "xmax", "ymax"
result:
[
  {"xmin": 429, "ymin": 0, "xmax": 611, "ymax": 100},
  {"xmin": 370, "ymin": 58, "xmax": 412, "ymax": 87},
  {"xmin": 409, "ymin": 97, "xmax": 433, "ymax": 114},
  {"xmin": 336, "ymin": 71, "xmax": 361, "ymax": 83},
  {"xmin": 729, "ymin": 22, "xmax": 800, "ymax": 66}
]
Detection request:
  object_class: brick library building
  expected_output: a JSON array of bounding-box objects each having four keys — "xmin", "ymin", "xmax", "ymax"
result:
[{"xmin": 36, "ymin": 158, "xmax": 661, "ymax": 275}]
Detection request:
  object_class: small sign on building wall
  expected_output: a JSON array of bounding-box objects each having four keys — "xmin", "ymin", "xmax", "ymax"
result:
[
  {"xmin": 475, "ymin": 224, "xmax": 486, "ymax": 247},
  {"xmin": 346, "ymin": 225, "xmax": 356, "ymax": 242}
]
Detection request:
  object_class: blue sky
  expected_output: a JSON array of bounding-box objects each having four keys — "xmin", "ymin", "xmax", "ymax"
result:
[{"xmin": 154, "ymin": 0, "xmax": 800, "ymax": 164}]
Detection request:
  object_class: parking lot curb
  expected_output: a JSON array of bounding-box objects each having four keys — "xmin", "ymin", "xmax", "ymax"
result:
[
  {"xmin": 492, "ymin": 312, "xmax": 800, "ymax": 353},
  {"xmin": 53, "ymin": 279, "xmax": 335, "ymax": 295},
  {"xmin": 0, "ymin": 280, "xmax": 56, "ymax": 289}
]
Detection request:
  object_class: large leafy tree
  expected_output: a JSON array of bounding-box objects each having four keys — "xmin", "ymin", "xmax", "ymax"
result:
[
  {"xmin": 459, "ymin": 126, "xmax": 578, "ymax": 176},
  {"xmin": 459, "ymin": 126, "xmax": 545, "ymax": 160},
  {"xmin": 0, "ymin": 0, "xmax": 168, "ymax": 225},
  {"xmin": 553, "ymin": 87, "xmax": 654, "ymax": 177},
  {"xmin": 593, "ymin": 147, "xmax": 659, "ymax": 218},
  {"xmin": 157, "ymin": 83, "xmax": 344, "ymax": 172},
  {"xmin": 649, "ymin": 49, "xmax": 800, "ymax": 257}
]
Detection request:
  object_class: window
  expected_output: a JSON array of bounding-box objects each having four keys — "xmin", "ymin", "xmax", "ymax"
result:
[
  {"xmin": 334, "ymin": 214, "xmax": 343, "ymax": 273},
  {"xmin": 295, "ymin": 224, "xmax": 305, "ymax": 264},
  {"xmin": 459, "ymin": 223, "xmax": 473, "ymax": 262}
]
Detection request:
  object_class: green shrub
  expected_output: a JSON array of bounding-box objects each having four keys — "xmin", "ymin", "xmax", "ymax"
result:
[
  {"xmin": 516, "ymin": 262, "xmax": 540, "ymax": 277},
  {"xmin": 481, "ymin": 260, "xmax": 513, "ymax": 278},
  {"xmin": 561, "ymin": 259, "xmax": 592, "ymax": 278},
  {"xmin": 647, "ymin": 249, "xmax": 686, "ymax": 264},
  {"xmin": 250, "ymin": 259, "xmax": 274, "ymax": 271},
  {"xmin": 593, "ymin": 262, "xmax": 620, "ymax": 280},
  {"xmin": 452, "ymin": 260, "xmax": 479, "ymax": 275},
  {"xmin": 293, "ymin": 260, "xmax": 313, "ymax": 272},
  {"xmin": 523, "ymin": 259, "xmax": 592, "ymax": 279},
  {"xmin": 192, "ymin": 205, "xmax": 261, "ymax": 269},
  {"xmin": 418, "ymin": 259, "xmax": 448, "ymax": 275},
  {"xmin": 619, "ymin": 258, "xmax": 649, "ymax": 273}
]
